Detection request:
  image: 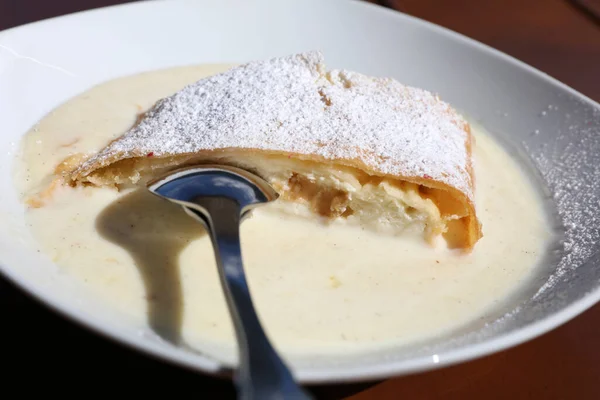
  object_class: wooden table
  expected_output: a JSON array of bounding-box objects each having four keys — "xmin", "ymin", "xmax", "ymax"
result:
[{"xmin": 1, "ymin": 1, "xmax": 599, "ymax": 398}]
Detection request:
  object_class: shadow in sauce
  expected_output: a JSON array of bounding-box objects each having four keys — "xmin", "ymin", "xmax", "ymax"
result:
[{"xmin": 95, "ymin": 188, "xmax": 206, "ymax": 344}]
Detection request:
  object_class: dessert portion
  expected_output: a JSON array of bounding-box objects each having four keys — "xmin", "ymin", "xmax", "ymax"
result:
[{"xmin": 58, "ymin": 51, "xmax": 482, "ymax": 249}]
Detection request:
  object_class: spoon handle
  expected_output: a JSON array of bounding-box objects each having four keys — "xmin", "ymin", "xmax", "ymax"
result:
[{"xmin": 201, "ymin": 198, "xmax": 313, "ymax": 400}]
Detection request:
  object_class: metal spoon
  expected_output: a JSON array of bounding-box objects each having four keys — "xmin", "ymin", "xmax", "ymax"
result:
[{"xmin": 147, "ymin": 164, "xmax": 313, "ymax": 400}]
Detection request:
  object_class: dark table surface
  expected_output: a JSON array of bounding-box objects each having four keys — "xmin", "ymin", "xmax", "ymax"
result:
[{"xmin": 1, "ymin": 0, "xmax": 599, "ymax": 398}]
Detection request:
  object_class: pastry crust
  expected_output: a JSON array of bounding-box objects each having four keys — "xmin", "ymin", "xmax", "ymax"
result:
[{"xmin": 62, "ymin": 51, "xmax": 483, "ymax": 249}]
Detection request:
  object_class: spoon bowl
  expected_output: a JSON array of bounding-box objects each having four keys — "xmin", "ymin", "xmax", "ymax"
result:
[{"xmin": 147, "ymin": 164, "xmax": 279, "ymax": 215}]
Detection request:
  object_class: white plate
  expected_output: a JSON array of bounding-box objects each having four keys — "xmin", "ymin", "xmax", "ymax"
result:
[{"xmin": 1, "ymin": 0, "xmax": 600, "ymax": 383}]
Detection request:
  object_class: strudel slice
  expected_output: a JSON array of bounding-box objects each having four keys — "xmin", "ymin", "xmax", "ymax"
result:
[{"xmin": 61, "ymin": 51, "xmax": 482, "ymax": 249}]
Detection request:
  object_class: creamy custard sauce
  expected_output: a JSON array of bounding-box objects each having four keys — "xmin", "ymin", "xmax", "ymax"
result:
[{"xmin": 13, "ymin": 65, "xmax": 552, "ymax": 362}]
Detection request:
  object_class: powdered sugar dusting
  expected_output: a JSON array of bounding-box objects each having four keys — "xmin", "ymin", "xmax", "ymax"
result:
[{"xmin": 74, "ymin": 51, "xmax": 473, "ymax": 198}]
